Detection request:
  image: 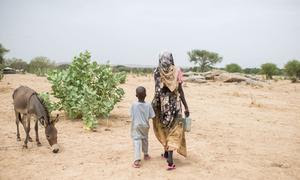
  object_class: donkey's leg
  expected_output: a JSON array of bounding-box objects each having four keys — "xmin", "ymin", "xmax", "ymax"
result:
[
  {"xmin": 21, "ymin": 115, "xmax": 28, "ymax": 148},
  {"xmin": 35, "ymin": 120, "xmax": 41, "ymax": 146},
  {"xmin": 21, "ymin": 114, "xmax": 33, "ymax": 142},
  {"xmin": 27, "ymin": 116, "xmax": 33, "ymax": 142},
  {"xmin": 21, "ymin": 115, "xmax": 32, "ymax": 148},
  {"xmin": 15, "ymin": 111, "xmax": 21, "ymax": 141}
]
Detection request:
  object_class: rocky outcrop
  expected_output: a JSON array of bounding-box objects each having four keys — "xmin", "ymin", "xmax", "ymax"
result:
[
  {"xmin": 185, "ymin": 75, "xmax": 207, "ymax": 83},
  {"xmin": 184, "ymin": 70, "xmax": 265, "ymax": 87}
]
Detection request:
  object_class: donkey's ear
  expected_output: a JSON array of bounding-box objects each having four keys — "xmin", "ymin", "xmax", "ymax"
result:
[{"xmin": 51, "ymin": 114, "xmax": 60, "ymax": 124}]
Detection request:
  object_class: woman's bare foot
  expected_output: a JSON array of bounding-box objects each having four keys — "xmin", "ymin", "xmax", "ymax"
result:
[
  {"xmin": 132, "ymin": 160, "xmax": 141, "ymax": 168},
  {"xmin": 144, "ymin": 154, "xmax": 151, "ymax": 160}
]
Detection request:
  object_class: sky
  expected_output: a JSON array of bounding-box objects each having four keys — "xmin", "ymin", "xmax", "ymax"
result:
[{"xmin": 0, "ymin": 0, "xmax": 299, "ymax": 68}]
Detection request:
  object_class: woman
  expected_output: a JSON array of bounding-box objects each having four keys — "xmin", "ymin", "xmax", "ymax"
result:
[{"xmin": 152, "ymin": 51, "xmax": 190, "ymax": 170}]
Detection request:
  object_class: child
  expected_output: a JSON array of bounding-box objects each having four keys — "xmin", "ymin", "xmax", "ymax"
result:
[{"xmin": 130, "ymin": 86, "xmax": 155, "ymax": 168}]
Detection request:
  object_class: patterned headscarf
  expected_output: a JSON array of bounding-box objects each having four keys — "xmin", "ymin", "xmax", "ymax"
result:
[
  {"xmin": 159, "ymin": 51, "xmax": 174, "ymax": 72},
  {"xmin": 158, "ymin": 52, "xmax": 177, "ymax": 92},
  {"xmin": 152, "ymin": 51, "xmax": 182, "ymax": 128}
]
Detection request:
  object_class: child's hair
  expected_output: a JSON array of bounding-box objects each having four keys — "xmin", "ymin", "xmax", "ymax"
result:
[
  {"xmin": 136, "ymin": 86, "xmax": 146, "ymax": 94},
  {"xmin": 136, "ymin": 86, "xmax": 146, "ymax": 100}
]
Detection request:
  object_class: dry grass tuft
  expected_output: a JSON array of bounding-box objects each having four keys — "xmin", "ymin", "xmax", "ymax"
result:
[
  {"xmin": 232, "ymin": 91, "xmax": 240, "ymax": 97},
  {"xmin": 250, "ymin": 94, "xmax": 262, "ymax": 107}
]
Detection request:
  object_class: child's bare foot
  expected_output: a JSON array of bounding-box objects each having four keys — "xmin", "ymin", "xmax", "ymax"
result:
[
  {"xmin": 167, "ymin": 163, "xmax": 176, "ymax": 170},
  {"xmin": 133, "ymin": 160, "xmax": 141, "ymax": 168},
  {"xmin": 144, "ymin": 154, "xmax": 151, "ymax": 160}
]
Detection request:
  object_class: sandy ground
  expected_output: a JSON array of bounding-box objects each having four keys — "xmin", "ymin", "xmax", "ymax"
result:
[{"xmin": 0, "ymin": 74, "xmax": 299, "ymax": 180}]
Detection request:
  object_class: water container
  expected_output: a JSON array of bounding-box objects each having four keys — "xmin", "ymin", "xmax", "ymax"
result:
[{"xmin": 184, "ymin": 117, "xmax": 191, "ymax": 132}]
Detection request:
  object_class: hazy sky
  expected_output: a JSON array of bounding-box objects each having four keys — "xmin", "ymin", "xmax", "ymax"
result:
[{"xmin": 1, "ymin": 0, "xmax": 299, "ymax": 68}]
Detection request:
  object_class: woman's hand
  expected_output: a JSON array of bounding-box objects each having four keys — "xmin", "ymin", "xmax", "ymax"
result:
[
  {"xmin": 178, "ymin": 83, "xmax": 189, "ymax": 118},
  {"xmin": 184, "ymin": 109, "xmax": 190, "ymax": 117}
]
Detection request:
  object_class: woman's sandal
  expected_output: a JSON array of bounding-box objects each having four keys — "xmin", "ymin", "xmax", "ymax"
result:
[
  {"xmin": 161, "ymin": 153, "xmax": 168, "ymax": 159},
  {"xmin": 132, "ymin": 160, "xmax": 141, "ymax": 168},
  {"xmin": 167, "ymin": 164, "xmax": 176, "ymax": 170}
]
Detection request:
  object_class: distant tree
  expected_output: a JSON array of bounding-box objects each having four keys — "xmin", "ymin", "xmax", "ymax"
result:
[
  {"xmin": 5, "ymin": 58, "xmax": 28, "ymax": 71},
  {"xmin": 189, "ymin": 66, "xmax": 199, "ymax": 72},
  {"xmin": 0, "ymin": 44, "xmax": 9, "ymax": 64},
  {"xmin": 187, "ymin": 49, "xmax": 222, "ymax": 72},
  {"xmin": 181, "ymin": 67, "xmax": 190, "ymax": 73},
  {"xmin": 57, "ymin": 64, "xmax": 70, "ymax": 70},
  {"xmin": 277, "ymin": 68, "xmax": 284, "ymax": 76},
  {"xmin": 0, "ymin": 65, "xmax": 3, "ymax": 80},
  {"xmin": 225, "ymin": 63, "xmax": 242, "ymax": 73},
  {"xmin": 260, "ymin": 63, "xmax": 278, "ymax": 79},
  {"xmin": 243, "ymin": 68, "xmax": 260, "ymax": 74},
  {"xmin": 284, "ymin": 60, "xmax": 300, "ymax": 79},
  {"xmin": 28, "ymin": 56, "xmax": 55, "ymax": 76}
]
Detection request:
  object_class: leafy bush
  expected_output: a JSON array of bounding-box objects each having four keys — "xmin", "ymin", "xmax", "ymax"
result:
[
  {"xmin": 116, "ymin": 71, "xmax": 127, "ymax": 84},
  {"xmin": 261, "ymin": 63, "xmax": 278, "ymax": 79},
  {"xmin": 225, "ymin": 63, "xmax": 242, "ymax": 73},
  {"xmin": 38, "ymin": 92, "xmax": 61, "ymax": 113},
  {"xmin": 0, "ymin": 44, "xmax": 9, "ymax": 65},
  {"xmin": 243, "ymin": 68, "xmax": 260, "ymax": 74},
  {"xmin": 113, "ymin": 65, "xmax": 153, "ymax": 75},
  {"xmin": 57, "ymin": 64, "xmax": 70, "ymax": 70},
  {"xmin": 28, "ymin": 56, "xmax": 55, "ymax": 76},
  {"xmin": 0, "ymin": 43, "xmax": 9, "ymax": 80},
  {"xmin": 284, "ymin": 60, "xmax": 300, "ymax": 81},
  {"xmin": 0, "ymin": 64, "xmax": 3, "ymax": 80},
  {"xmin": 113, "ymin": 65, "xmax": 131, "ymax": 73},
  {"xmin": 291, "ymin": 77, "xmax": 297, "ymax": 83},
  {"xmin": 47, "ymin": 51, "xmax": 125, "ymax": 129},
  {"xmin": 5, "ymin": 58, "xmax": 28, "ymax": 72}
]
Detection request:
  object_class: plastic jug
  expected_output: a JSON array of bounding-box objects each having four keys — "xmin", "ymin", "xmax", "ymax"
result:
[{"xmin": 184, "ymin": 117, "xmax": 191, "ymax": 132}]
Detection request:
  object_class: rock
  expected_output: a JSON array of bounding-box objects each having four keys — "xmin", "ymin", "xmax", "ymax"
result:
[
  {"xmin": 185, "ymin": 75, "xmax": 207, "ymax": 83},
  {"xmin": 184, "ymin": 70, "xmax": 265, "ymax": 86},
  {"xmin": 215, "ymin": 73, "xmax": 247, "ymax": 82},
  {"xmin": 203, "ymin": 70, "xmax": 226, "ymax": 80},
  {"xmin": 183, "ymin": 71, "xmax": 201, "ymax": 77},
  {"xmin": 245, "ymin": 79, "xmax": 264, "ymax": 87},
  {"xmin": 244, "ymin": 74, "xmax": 260, "ymax": 81},
  {"xmin": 243, "ymin": 74, "xmax": 266, "ymax": 82}
]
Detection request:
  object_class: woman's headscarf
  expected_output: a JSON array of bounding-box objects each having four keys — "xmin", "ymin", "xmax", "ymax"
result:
[
  {"xmin": 152, "ymin": 51, "xmax": 183, "ymax": 128},
  {"xmin": 158, "ymin": 52, "xmax": 178, "ymax": 92}
]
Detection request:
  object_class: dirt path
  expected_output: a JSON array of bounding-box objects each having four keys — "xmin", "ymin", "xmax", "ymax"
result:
[{"xmin": 0, "ymin": 74, "xmax": 299, "ymax": 180}]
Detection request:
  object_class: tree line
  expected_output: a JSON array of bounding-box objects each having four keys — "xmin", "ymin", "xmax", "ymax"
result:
[
  {"xmin": 187, "ymin": 49, "xmax": 300, "ymax": 81},
  {"xmin": 1, "ymin": 44, "xmax": 300, "ymax": 82}
]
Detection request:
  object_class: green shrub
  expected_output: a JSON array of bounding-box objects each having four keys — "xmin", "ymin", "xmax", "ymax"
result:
[
  {"xmin": 261, "ymin": 63, "xmax": 278, "ymax": 79},
  {"xmin": 225, "ymin": 63, "xmax": 242, "ymax": 73},
  {"xmin": 284, "ymin": 60, "xmax": 300, "ymax": 81},
  {"xmin": 47, "ymin": 51, "xmax": 125, "ymax": 130},
  {"xmin": 5, "ymin": 58, "xmax": 28, "ymax": 71},
  {"xmin": 57, "ymin": 64, "xmax": 70, "ymax": 70},
  {"xmin": 0, "ymin": 64, "xmax": 3, "ymax": 80},
  {"xmin": 28, "ymin": 56, "xmax": 55, "ymax": 76},
  {"xmin": 243, "ymin": 68, "xmax": 260, "ymax": 74},
  {"xmin": 38, "ymin": 92, "xmax": 61, "ymax": 113},
  {"xmin": 116, "ymin": 71, "xmax": 127, "ymax": 84},
  {"xmin": 113, "ymin": 65, "xmax": 131, "ymax": 73},
  {"xmin": 291, "ymin": 77, "xmax": 297, "ymax": 83}
]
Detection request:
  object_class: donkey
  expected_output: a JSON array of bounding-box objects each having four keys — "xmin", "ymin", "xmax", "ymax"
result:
[{"xmin": 12, "ymin": 86, "xmax": 59, "ymax": 153}]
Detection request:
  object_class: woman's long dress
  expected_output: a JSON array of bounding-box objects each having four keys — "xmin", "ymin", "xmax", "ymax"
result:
[{"xmin": 152, "ymin": 68, "xmax": 187, "ymax": 157}]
